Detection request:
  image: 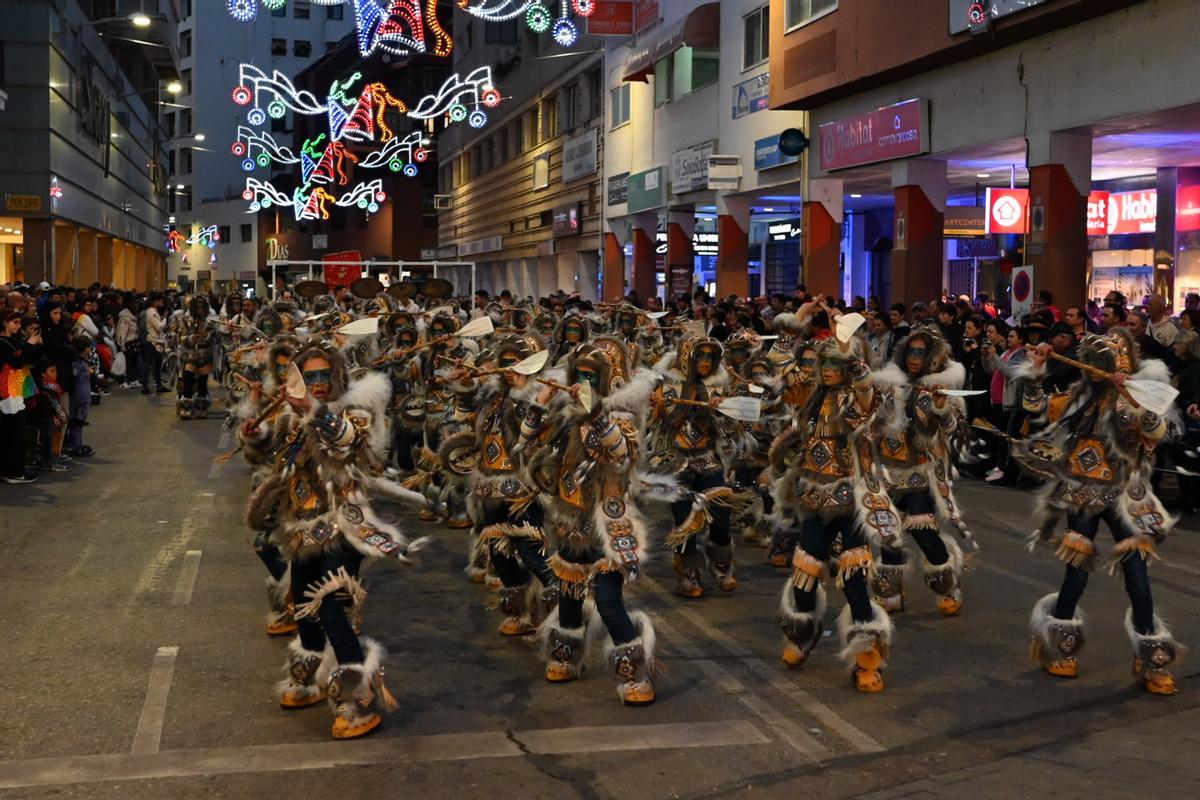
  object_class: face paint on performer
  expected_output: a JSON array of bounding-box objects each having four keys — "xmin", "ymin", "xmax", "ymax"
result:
[
  {"xmin": 798, "ymin": 348, "xmax": 818, "ymax": 379},
  {"xmin": 618, "ymin": 314, "xmax": 636, "ymax": 336},
  {"xmin": 575, "ymin": 364, "xmax": 601, "ymax": 391},
  {"xmin": 273, "ymin": 355, "xmax": 290, "ymax": 381},
  {"xmin": 904, "ymin": 340, "xmax": 929, "ymax": 378},
  {"xmin": 301, "ymin": 355, "xmax": 334, "ymax": 401},
  {"xmin": 564, "ymin": 321, "xmax": 585, "ymax": 344},
  {"xmin": 694, "ymin": 346, "xmax": 719, "ymax": 378},
  {"xmin": 819, "ymin": 354, "xmax": 849, "ymax": 387},
  {"xmin": 260, "ymin": 318, "xmax": 279, "ymax": 336}
]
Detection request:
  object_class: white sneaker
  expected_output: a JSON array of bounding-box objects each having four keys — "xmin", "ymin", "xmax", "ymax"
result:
[{"xmin": 984, "ymin": 468, "xmax": 1005, "ymax": 483}]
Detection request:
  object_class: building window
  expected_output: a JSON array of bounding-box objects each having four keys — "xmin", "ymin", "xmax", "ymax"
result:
[
  {"xmin": 165, "ymin": 112, "xmax": 176, "ymax": 138},
  {"xmin": 785, "ymin": 0, "xmax": 837, "ymax": 30},
  {"xmin": 219, "ymin": 225, "xmax": 231, "ymax": 244},
  {"xmin": 294, "ymin": 1, "xmax": 310, "ymax": 19},
  {"xmin": 513, "ymin": 117, "xmax": 524, "ymax": 153},
  {"xmin": 326, "ymin": 41, "xmax": 338, "ymax": 52},
  {"xmin": 586, "ymin": 67, "xmax": 602, "ymax": 121},
  {"xmin": 180, "ymin": 147, "xmax": 192, "ymax": 174},
  {"xmin": 499, "ymin": 127, "xmax": 509, "ymax": 163},
  {"xmin": 181, "ymin": 31, "xmax": 192, "ymax": 57},
  {"xmin": 167, "ymin": 150, "xmax": 176, "ymax": 175},
  {"xmin": 182, "ymin": 109, "xmax": 192, "ymax": 134},
  {"xmin": 182, "ymin": 68, "xmax": 192, "ymax": 97},
  {"xmin": 271, "ymin": 3, "xmax": 285, "ymax": 16},
  {"xmin": 485, "ymin": 19, "xmax": 518, "ymax": 44},
  {"xmin": 610, "ymin": 83, "xmax": 630, "ymax": 127},
  {"xmin": 744, "ymin": 6, "xmax": 769, "ymax": 68},
  {"xmin": 654, "ymin": 57, "xmax": 673, "ymax": 106},
  {"xmin": 542, "ymin": 96, "xmax": 559, "ymax": 139},
  {"xmin": 673, "ymin": 46, "xmax": 719, "ymax": 99},
  {"xmin": 294, "ymin": 40, "xmax": 312, "ymax": 58},
  {"xmin": 327, "ymin": 4, "xmax": 344, "ymax": 20},
  {"xmin": 565, "ymin": 81, "xmax": 582, "ymax": 131},
  {"xmin": 240, "ymin": 224, "xmax": 252, "ymax": 243},
  {"xmin": 271, "ymin": 38, "xmax": 287, "ymax": 57}
]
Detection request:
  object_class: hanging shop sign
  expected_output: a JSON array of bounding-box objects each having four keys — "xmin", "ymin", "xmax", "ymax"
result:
[
  {"xmin": 607, "ymin": 172, "xmax": 630, "ymax": 206},
  {"xmin": 1012, "ymin": 265, "xmax": 1034, "ymax": 319},
  {"xmin": 985, "ymin": 187, "xmax": 1029, "ymax": 235},
  {"xmin": 818, "ymin": 99, "xmax": 929, "ymax": 173},
  {"xmin": 949, "ymin": 0, "xmax": 1050, "ymax": 35},
  {"xmin": 562, "ymin": 128, "xmax": 599, "ymax": 183},
  {"xmin": 943, "ymin": 206, "xmax": 985, "ymax": 237},
  {"xmin": 768, "ymin": 219, "xmax": 802, "ymax": 242},
  {"xmin": 1086, "ymin": 191, "xmax": 1110, "ymax": 235},
  {"xmin": 754, "ymin": 135, "xmax": 799, "ymax": 171},
  {"xmin": 634, "ymin": 0, "xmax": 659, "ymax": 33},
  {"xmin": 4, "ymin": 193, "xmax": 43, "ymax": 212},
  {"xmin": 626, "ymin": 167, "xmax": 664, "ymax": 213},
  {"xmin": 1178, "ymin": 185, "xmax": 1200, "ymax": 232},
  {"xmin": 552, "ymin": 202, "xmax": 582, "ymax": 237},
  {"xmin": 265, "ymin": 238, "xmax": 290, "ymax": 260},
  {"xmin": 732, "ymin": 73, "xmax": 770, "ymax": 119},
  {"xmin": 672, "ymin": 141, "xmax": 714, "ymax": 196},
  {"xmin": 588, "ymin": 1, "xmax": 634, "ymax": 35},
  {"xmin": 1105, "ymin": 189, "xmax": 1157, "ymax": 235}
]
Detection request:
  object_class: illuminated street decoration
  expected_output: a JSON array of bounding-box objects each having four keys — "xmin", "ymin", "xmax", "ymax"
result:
[
  {"xmin": 226, "ymin": 0, "xmax": 452, "ymax": 57},
  {"xmin": 228, "ymin": 0, "xmax": 257, "ymax": 23},
  {"xmin": 233, "ymin": 62, "xmax": 502, "ymax": 220},
  {"xmin": 459, "ymin": 0, "xmax": 593, "ymax": 44},
  {"xmin": 166, "ymin": 224, "xmax": 220, "ymax": 254}
]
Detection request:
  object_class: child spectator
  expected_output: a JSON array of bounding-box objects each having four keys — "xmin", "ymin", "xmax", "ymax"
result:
[
  {"xmin": 68, "ymin": 337, "xmax": 95, "ymax": 457},
  {"xmin": 29, "ymin": 359, "xmax": 70, "ymax": 472}
]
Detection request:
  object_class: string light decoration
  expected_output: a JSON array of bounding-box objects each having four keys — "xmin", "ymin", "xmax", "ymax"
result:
[
  {"xmin": 226, "ymin": 0, "xmax": 452, "ymax": 57},
  {"xmin": 227, "ymin": 0, "xmax": 257, "ymax": 22},
  {"xmin": 459, "ymin": 0, "xmax": 593, "ymax": 44},
  {"xmin": 166, "ymin": 225, "xmax": 220, "ymax": 253}
]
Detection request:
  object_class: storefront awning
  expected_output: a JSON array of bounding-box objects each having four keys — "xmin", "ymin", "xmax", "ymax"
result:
[{"xmin": 621, "ymin": 2, "xmax": 720, "ymax": 83}]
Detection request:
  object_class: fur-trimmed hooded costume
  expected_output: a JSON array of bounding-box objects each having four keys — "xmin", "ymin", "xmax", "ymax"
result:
[
  {"xmin": 871, "ymin": 328, "xmax": 972, "ymax": 545},
  {"xmin": 1017, "ymin": 329, "xmax": 1175, "ymax": 563}
]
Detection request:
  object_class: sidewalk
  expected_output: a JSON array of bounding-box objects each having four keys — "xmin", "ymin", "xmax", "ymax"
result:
[{"xmin": 856, "ymin": 706, "xmax": 1200, "ymax": 799}]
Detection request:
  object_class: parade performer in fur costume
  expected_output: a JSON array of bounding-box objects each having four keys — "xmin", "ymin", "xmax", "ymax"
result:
[
  {"xmin": 529, "ymin": 338, "xmax": 661, "ymax": 704},
  {"xmin": 869, "ymin": 328, "xmax": 974, "ymax": 615},
  {"xmin": 242, "ymin": 342, "xmax": 429, "ymax": 738},
  {"xmin": 648, "ymin": 336, "xmax": 749, "ymax": 597},
  {"xmin": 174, "ymin": 294, "xmax": 217, "ymax": 419},
  {"xmin": 1018, "ymin": 328, "xmax": 1181, "ymax": 695},
  {"xmin": 768, "ymin": 325, "xmax": 902, "ymax": 692}
]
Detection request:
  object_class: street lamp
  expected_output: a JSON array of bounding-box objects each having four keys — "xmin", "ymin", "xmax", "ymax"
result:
[
  {"xmin": 131, "ymin": 13, "xmax": 152, "ymax": 28},
  {"xmin": 166, "ymin": 81, "xmax": 183, "ymax": 95}
]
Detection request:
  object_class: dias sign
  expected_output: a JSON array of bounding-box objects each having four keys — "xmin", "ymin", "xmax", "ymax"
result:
[{"xmin": 985, "ymin": 188, "xmax": 1028, "ymax": 234}]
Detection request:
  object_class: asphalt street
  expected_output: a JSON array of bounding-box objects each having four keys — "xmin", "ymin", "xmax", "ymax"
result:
[{"xmin": 2, "ymin": 389, "xmax": 1199, "ymax": 799}]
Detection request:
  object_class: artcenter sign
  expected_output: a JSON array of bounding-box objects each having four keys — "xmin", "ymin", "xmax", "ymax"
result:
[{"xmin": 818, "ymin": 99, "xmax": 929, "ymax": 172}]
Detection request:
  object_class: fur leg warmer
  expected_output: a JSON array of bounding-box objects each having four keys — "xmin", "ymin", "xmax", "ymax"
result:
[{"xmin": 1029, "ymin": 593, "xmax": 1084, "ymax": 675}]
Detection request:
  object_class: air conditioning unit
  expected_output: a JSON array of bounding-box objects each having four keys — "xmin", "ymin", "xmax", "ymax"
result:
[
  {"xmin": 433, "ymin": 194, "xmax": 453, "ymax": 210},
  {"xmin": 707, "ymin": 155, "xmax": 742, "ymax": 191}
]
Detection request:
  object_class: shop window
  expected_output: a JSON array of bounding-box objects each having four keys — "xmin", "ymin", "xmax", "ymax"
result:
[
  {"xmin": 654, "ymin": 57, "xmax": 673, "ymax": 106},
  {"xmin": 786, "ymin": 0, "xmax": 837, "ymax": 31},
  {"xmin": 610, "ymin": 83, "xmax": 630, "ymax": 127},
  {"xmin": 294, "ymin": 1, "xmax": 310, "ymax": 19},
  {"xmin": 240, "ymin": 224, "xmax": 252, "ymax": 243},
  {"xmin": 271, "ymin": 38, "xmax": 287, "ymax": 57},
  {"xmin": 744, "ymin": 6, "xmax": 770, "ymax": 68},
  {"xmin": 294, "ymin": 40, "xmax": 312, "ymax": 58},
  {"xmin": 219, "ymin": 225, "xmax": 231, "ymax": 244},
  {"xmin": 673, "ymin": 47, "xmax": 719, "ymax": 99}
]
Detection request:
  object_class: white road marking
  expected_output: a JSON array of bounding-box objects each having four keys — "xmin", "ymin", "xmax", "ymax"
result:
[
  {"xmin": 1161, "ymin": 559, "xmax": 1200, "ymax": 579},
  {"xmin": 170, "ymin": 551, "xmax": 203, "ymax": 606},
  {"xmin": 639, "ymin": 575, "xmax": 883, "ymax": 755},
  {"xmin": 0, "ymin": 721, "xmax": 764, "ymax": 790},
  {"xmin": 65, "ymin": 542, "xmax": 96, "ymax": 580},
  {"xmin": 130, "ymin": 647, "xmax": 179, "ymax": 756}
]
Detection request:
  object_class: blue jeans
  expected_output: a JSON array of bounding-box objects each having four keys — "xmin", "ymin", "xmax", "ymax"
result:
[
  {"xmin": 881, "ymin": 490, "xmax": 949, "ymax": 566},
  {"xmin": 484, "ymin": 500, "xmax": 556, "ymax": 588},
  {"xmin": 558, "ymin": 566, "xmax": 638, "ymax": 645},
  {"xmin": 793, "ymin": 513, "xmax": 874, "ymax": 622},
  {"xmin": 292, "ymin": 544, "xmax": 364, "ymax": 663},
  {"xmin": 1054, "ymin": 509, "xmax": 1155, "ymax": 634}
]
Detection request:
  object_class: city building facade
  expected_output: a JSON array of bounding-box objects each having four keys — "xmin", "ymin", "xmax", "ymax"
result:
[
  {"xmin": 169, "ymin": 0, "xmax": 354, "ymax": 295},
  {"xmin": 599, "ymin": 0, "xmax": 809, "ymax": 303},
  {"xmin": 0, "ymin": 0, "xmax": 181, "ymax": 290},
  {"xmin": 435, "ymin": 16, "xmax": 605, "ymax": 300},
  {"xmin": 770, "ymin": 0, "xmax": 1200, "ymax": 310}
]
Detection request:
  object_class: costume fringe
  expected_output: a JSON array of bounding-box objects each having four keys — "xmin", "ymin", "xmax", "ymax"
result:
[
  {"xmin": 835, "ymin": 546, "xmax": 874, "ymax": 589},
  {"xmin": 479, "ymin": 522, "xmax": 544, "ymax": 557},
  {"xmin": 664, "ymin": 500, "xmax": 711, "ymax": 549},
  {"xmin": 549, "ymin": 553, "xmax": 593, "ymax": 599},
  {"xmin": 1054, "ymin": 530, "xmax": 1096, "ymax": 570},
  {"xmin": 1103, "ymin": 534, "xmax": 1161, "ymax": 576},
  {"xmin": 903, "ymin": 513, "xmax": 938, "ymax": 532},
  {"xmin": 294, "ymin": 566, "xmax": 366, "ymax": 619},
  {"xmin": 790, "ymin": 549, "xmax": 825, "ymax": 593}
]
